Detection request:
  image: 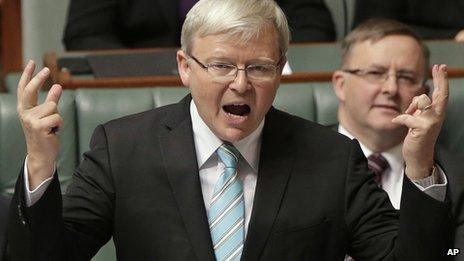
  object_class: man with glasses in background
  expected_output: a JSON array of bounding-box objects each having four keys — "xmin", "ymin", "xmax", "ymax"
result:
[
  {"xmin": 332, "ymin": 18, "xmax": 464, "ymax": 259},
  {"xmin": 11, "ymin": 2, "xmax": 452, "ymax": 261}
]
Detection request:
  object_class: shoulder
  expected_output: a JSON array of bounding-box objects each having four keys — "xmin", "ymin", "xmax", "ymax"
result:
[{"xmin": 268, "ymin": 108, "xmax": 350, "ymax": 146}]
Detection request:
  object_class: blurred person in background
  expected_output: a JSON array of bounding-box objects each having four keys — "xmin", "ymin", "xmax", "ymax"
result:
[
  {"xmin": 63, "ymin": 0, "xmax": 336, "ymax": 50},
  {"xmin": 332, "ymin": 18, "xmax": 464, "ymax": 259},
  {"xmin": 353, "ymin": 0, "xmax": 464, "ymax": 42}
]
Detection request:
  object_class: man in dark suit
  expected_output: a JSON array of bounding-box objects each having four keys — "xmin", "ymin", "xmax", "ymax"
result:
[
  {"xmin": 11, "ymin": 0, "xmax": 451, "ymax": 260},
  {"xmin": 353, "ymin": 0, "xmax": 464, "ymax": 41},
  {"xmin": 63, "ymin": 0, "xmax": 336, "ymax": 50},
  {"xmin": 332, "ymin": 18, "xmax": 464, "ymax": 259}
]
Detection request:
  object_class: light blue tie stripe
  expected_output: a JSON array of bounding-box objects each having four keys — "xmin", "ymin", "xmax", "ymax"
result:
[
  {"xmin": 209, "ymin": 143, "xmax": 244, "ymax": 261},
  {"xmin": 210, "ymin": 200, "xmax": 245, "ymax": 242},
  {"xmin": 209, "ymin": 182, "xmax": 242, "ymax": 222},
  {"xmin": 214, "ymin": 220, "xmax": 244, "ymax": 260}
]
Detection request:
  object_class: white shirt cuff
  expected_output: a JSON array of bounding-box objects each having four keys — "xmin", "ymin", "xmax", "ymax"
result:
[
  {"xmin": 411, "ymin": 164, "xmax": 447, "ymax": 202},
  {"xmin": 23, "ymin": 156, "xmax": 55, "ymax": 207}
]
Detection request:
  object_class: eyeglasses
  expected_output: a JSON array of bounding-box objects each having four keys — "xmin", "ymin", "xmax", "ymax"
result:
[
  {"xmin": 188, "ymin": 55, "xmax": 280, "ymax": 83},
  {"xmin": 343, "ymin": 68, "xmax": 425, "ymax": 89}
]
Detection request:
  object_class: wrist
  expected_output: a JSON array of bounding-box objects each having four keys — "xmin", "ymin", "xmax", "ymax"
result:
[{"xmin": 405, "ymin": 161, "xmax": 434, "ymax": 180}]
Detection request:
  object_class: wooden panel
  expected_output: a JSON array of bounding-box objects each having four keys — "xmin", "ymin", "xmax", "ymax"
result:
[
  {"xmin": 1, "ymin": 0, "xmax": 23, "ymax": 91},
  {"xmin": 44, "ymin": 40, "xmax": 464, "ymax": 89}
]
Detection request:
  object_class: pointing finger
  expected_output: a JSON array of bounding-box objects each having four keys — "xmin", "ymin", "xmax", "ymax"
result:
[
  {"xmin": 17, "ymin": 61, "xmax": 35, "ymax": 111},
  {"xmin": 431, "ymin": 64, "xmax": 449, "ymax": 115},
  {"xmin": 45, "ymin": 84, "xmax": 63, "ymax": 105},
  {"xmin": 21, "ymin": 67, "xmax": 50, "ymax": 110}
]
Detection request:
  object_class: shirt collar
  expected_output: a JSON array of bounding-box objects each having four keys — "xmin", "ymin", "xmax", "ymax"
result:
[{"xmin": 190, "ymin": 100, "xmax": 263, "ymax": 172}]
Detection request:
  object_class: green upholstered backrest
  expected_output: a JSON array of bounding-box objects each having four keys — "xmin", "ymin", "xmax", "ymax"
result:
[
  {"xmin": 274, "ymin": 83, "xmax": 315, "ymax": 121},
  {"xmin": 4, "ymin": 73, "xmax": 22, "ymax": 93},
  {"xmin": 75, "ymin": 88, "xmax": 155, "ymax": 159},
  {"xmin": 438, "ymin": 79, "xmax": 464, "ymax": 154},
  {"xmin": 312, "ymin": 82, "xmax": 338, "ymax": 126},
  {"xmin": 153, "ymin": 87, "xmax": 190, "ymax": 107}
]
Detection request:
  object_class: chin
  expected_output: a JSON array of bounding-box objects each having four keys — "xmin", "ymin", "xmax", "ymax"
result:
[{"xmin": 219, "ymin": 127, "xmax": 250, "ymax": 143}]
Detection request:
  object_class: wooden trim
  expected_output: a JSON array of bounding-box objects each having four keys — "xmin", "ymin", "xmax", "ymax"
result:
[{"xmin": 1, "ymin": 0, "xmax": 22, "ymax": 91}]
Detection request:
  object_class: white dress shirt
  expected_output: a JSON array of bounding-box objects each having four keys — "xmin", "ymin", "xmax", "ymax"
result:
[
  {"xmin": 191, "ymin": 101, "xmax": 262, "ymax": 236},
  {"xmin": 25, "ymin": 100, "xmax": 263, "ymax": 236},
  {"xmin": 338, "ymin": 124, "xmax": 447, "ymax": 209}
]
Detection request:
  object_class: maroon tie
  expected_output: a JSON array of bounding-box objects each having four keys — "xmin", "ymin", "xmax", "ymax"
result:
[{"xmin": 367, "ymin": 153, "xmax": 390, "ymax": 185}]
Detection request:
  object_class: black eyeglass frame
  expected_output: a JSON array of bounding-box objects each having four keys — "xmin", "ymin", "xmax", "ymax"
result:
[
  {"xmin": 187, "ymin": 54, "xmax": 283, "ymax": 83},
  {"xmin": 342, "ymin": 68, "xmax": 427, "ymax": 88}
]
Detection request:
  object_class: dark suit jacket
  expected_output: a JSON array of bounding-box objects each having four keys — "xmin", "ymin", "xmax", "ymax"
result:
[
  {"xmin": 0, "ymin": 195, "xmax": 9, "ymax": 261},
  {"xmin": 9, "ymin": 96, "xmax": 450, "ymax": 260},
  {"xmin": 63, "ymin": 0, "xmax": 336, "ymax": 51},
  {"xmin": 276, "ymin": 0, "xmax": 335, "ymax": 42},
  {"xmin": 331, "ymin": 123, "xmax": 464, "ymax": 257},
  {"xmin": 436, "ymin": 149, "xmax": 464, "ymax": 261},
  {"xmin": 353, "ymin": 0, "xmax": 464, "ymax": 39},
  {"xmin": 63, "ymin": 0, "xmax": 183, "ymax": 50}
]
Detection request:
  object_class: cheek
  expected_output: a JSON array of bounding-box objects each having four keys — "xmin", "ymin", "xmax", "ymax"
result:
[
  {"xmin": 255, "ymin": 86, "xmax": 277, "ymax": 110},
  {"xmin": 347, "ymin": 88, "xmax": 374, "ymax": 113},
  {"xmin": 190, "ymin": 79, "xmax": 223, "ymax": 106},
  {"xmin": 398, "ymin": 92, "xmax": 418, "ymax": 110}
]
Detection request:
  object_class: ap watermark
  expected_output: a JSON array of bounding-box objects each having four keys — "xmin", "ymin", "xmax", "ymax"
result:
[{"xmin": 447, "ymin": 248, "xmax": 461, "ymax": 256}]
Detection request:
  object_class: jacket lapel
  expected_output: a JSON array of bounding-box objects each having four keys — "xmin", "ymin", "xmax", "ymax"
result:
[
  {"xmin": 241, "ymin": 108, "xmax": 296, "ymax": 260},
  {"xmin": 159, "ymin": 96, "xmax": 215, "ymax": 261}
]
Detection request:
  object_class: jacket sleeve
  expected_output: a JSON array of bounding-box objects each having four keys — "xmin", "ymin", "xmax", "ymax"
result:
[
  {"xmin": 8, "ymin": 125, "xmax": 114, "ymax": 260},
  {"xmin": 345, "ymin": 140, "xmax": 451, "ymax": 260}
]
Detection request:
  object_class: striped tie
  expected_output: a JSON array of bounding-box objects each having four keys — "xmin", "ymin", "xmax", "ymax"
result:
[
  {"xmin": 367, "ymin": 153, "xmax": 390, "ymax": 185},
  {"xmin": 208, "ymin": 143, "xmax": 245, "ymax": 261}
]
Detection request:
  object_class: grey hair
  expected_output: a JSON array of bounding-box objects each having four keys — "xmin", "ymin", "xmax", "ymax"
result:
[{"xmin": 181, "ymin": 0, "xmax": 290, "ymax": 59}]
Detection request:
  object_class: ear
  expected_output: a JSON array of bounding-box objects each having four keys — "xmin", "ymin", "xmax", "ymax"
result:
[
  {"xmin": 177, "ymin": 50, "xmax": 190, "ymax": 87},
  {"xmin": 332, "ymin": 70, "xmax": 347, "ymax": 102}
]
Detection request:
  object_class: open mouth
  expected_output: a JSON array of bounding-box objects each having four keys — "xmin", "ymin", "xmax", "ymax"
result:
[{"xmin": 223, "ymin": 104, "xmax": 251, "ymax": 117}]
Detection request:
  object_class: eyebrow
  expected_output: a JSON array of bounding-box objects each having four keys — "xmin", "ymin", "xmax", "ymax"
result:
[{"xmin": 368, "ymin": 64, "xmax": 418, "ymax": 75}]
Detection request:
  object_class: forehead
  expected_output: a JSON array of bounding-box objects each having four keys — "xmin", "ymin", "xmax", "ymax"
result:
[
  {"xmin": 347, "ymin": 35, "xmax": 425, "ymax": 71},
  {"xmin": 189, "ymin": 25, "xmax": 281, "ymax": 61}
]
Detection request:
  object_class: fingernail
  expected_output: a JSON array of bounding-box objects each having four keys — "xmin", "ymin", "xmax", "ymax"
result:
[{"xmin": 41, "ymin": 67, "xmax": 50, "ymax": 76}]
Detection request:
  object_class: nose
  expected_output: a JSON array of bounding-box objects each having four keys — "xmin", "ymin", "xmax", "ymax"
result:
[
  {"xmin": 381, "ymin": 74, "xmax": 399, "ymax": 96},
  {"xmin": 229, "ymin": 68, "xmax": 251, "ymax": 94}
]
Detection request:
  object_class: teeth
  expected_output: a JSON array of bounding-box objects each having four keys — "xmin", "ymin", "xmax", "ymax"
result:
[{"xmin": 226, "ymin": 112, "xmax": 246, "ymax": 119}]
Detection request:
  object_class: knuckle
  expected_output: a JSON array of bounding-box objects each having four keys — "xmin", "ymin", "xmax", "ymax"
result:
[{"xmin": 47, "ymin": 101, "xmax": 58, "ymax": 111}]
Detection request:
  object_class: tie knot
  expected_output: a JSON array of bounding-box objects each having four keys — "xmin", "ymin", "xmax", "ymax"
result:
[
  {"xmin": 367, "ymin": 153, "xmax": 390, "ymax": 183},
  {"xmin": 217, "ymin": 143, "xmax": 239, "ymax": 169}
]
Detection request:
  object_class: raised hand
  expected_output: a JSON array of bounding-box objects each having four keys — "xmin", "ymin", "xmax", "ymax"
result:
[
  {"xmin": 17, "ymin": 60, "xmax": 63, "ymax": 190},
  {"xmin": 392, "ymin": 64, "xmax": 449, "ymax": 180}
]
